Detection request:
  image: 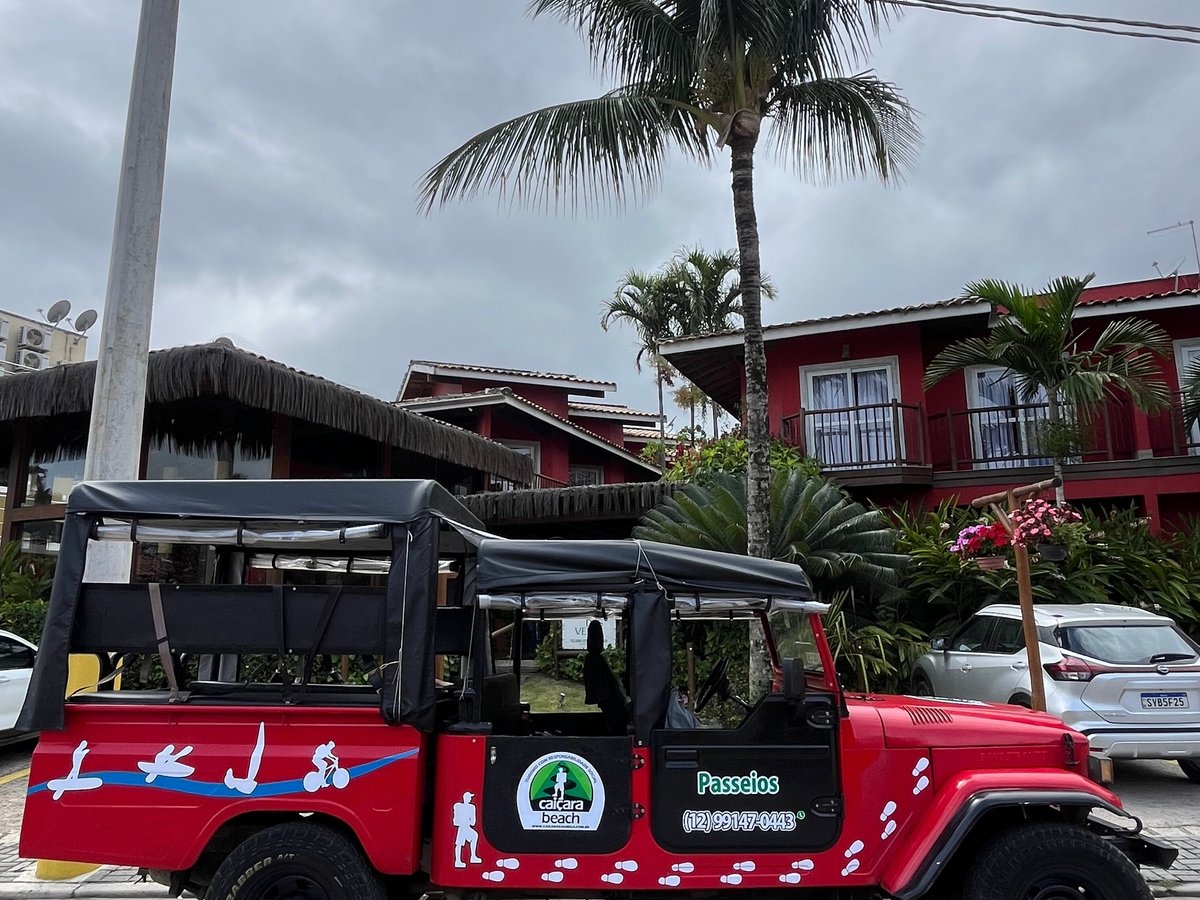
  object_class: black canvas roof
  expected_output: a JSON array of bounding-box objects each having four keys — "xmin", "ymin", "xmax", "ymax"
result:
[
  {"xmin": 64, "ymin": 479, "xmax": 486, "ymax": 530},
  {"xmin": 475, "ymin": 538, "xmax": 814, "ymax": 600}
]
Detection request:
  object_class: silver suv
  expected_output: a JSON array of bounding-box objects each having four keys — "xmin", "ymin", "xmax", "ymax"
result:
[{"xmin": 912, "ymin": 603, "xmax": 1200, "ymax": 782}]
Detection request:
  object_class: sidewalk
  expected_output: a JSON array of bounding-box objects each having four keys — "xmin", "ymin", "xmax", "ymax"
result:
[{"xmin": 1, "ymin": 829, "xmax": 1198, "ymax": 899}]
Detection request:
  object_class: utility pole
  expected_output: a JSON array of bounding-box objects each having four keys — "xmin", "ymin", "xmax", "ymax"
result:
[{"xmin": 82, "ymin": 0, "xmax": 180, "ymax": 581}]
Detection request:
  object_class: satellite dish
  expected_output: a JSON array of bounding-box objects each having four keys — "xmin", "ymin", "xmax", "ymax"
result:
[
  {"xmin": 45, "ymin": 299, "xmax": 72, "ymax": 325},
  {"xmin": 73, "ymin": 309, "xmax": 98, "ymax": 335}
]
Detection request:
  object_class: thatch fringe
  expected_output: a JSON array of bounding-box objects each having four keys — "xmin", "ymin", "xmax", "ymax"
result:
[
  {"xmin": 461, "ymin": 481, "xmax": 680, "ymax": 523},
  {"xmin": 0, "ymin": 342, "xmax": 533, "ymax": 482}
]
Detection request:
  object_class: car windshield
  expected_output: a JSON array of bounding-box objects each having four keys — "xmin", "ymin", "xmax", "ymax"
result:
[
  {"xmin": 770, "ymin": 611, "xmax": 824, "ymax": 674},
  {"xmin": 1061, "ymin": 624, "xmax": 1199, "ymax": 665}
]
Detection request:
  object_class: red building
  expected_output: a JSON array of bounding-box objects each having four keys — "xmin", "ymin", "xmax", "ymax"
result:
[
  {"xmin": 396, "ymin": 361, "xmax": 662, "ymax": 488},
  {"xmin": 663, "ymin": 274, "xmax": 1200, "ymax": 527}
]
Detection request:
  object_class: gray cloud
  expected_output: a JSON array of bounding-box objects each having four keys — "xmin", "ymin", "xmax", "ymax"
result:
[{"xmin": 2, "ymin": 1, "xmax": 1198, "ymax": 422}]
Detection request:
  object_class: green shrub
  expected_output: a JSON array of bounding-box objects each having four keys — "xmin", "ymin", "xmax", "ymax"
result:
[{"xmin": 0, "ymin": 542, "xmax": 54, "ymax": 641}]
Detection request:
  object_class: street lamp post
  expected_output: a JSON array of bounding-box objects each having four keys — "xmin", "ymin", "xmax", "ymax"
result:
[{"xmin": 81, "ymin": 0, "xmax": 180, "ymax": 582}]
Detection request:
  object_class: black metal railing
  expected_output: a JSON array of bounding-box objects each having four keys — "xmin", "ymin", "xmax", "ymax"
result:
[
  {"xmin": 927, "ymin": 401, "xmax": 1135, "ymax": 472},
  {"xmin": 781, "ymin": 401, "xmax": 925, "ymax": 469}
]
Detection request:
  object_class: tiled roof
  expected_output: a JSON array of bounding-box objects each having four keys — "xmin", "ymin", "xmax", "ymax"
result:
[
  {"xmin": 396, "ymin": 388, "xmax": 660, "ymax": 473},
  {"xmin": 660, "ymin": 273, "xmax": 1200, "ymax": 347},
  {"xmin": 569, "ymin": 401, "xmax": 660, "ymax": 419},
  {"xmin": 406, "ymin": 360, "xmax": 616, "ymax": 388},
  {"xmin": 623, "ymin": 425, "xmax": 666, "ymax": 441}
]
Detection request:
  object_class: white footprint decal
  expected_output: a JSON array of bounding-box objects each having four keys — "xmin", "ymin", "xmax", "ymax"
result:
[
  {"xmin": 482, "ymin": 871, "xmax": 505, "ymax": 882},
  {"xmin": 496, "ymin": 858, "xmax": 520, "ymax": 870},
  {"xmin": 541, "ymin": 871, "xmax": 564, "ymax": 883},
  {"xmin": 791, "ymin": 859, "xmax": 815, "ymax": 871},
  {"xmin": 912, "ymin": 757, "xmax": 930, "ymax": 777},
  {"xmin": 844, "ymin": 840, "xmax": 865, "ymax": 858},
  {"xmin": 882, "ymin": 820, "xmax": 898, "ymax": 840},
  {"xmin": 554, "ymin": 858, "xmax": 578, "ymax": 870},
  {"xmin": 658, "ymin": 875, "xmax": 682, "ymax": 887},
  {"xmin": 602, "ymin": 873, "xmax": 624, "ymax": 885},
  {"xmin": 779, "ymin": 873, "xmax": 802, "ymax": 884},
  {"xmin": 615, "ymin": 860, "xmax": 639, "ymax": 872},
  {"xmin": 880, "ymin": 801, "xmax": 897, "ymax": 821},
  {"xmin": 720, "ymin": 874, "xmax": 742, "ymax": 885},
  {"xmin": 841, "ymin": 859, "xmax": 861, "ymax": 877},
  {"xmin": 733, "ymin": 861, "xmax": 756, "ymax": 872},
  {"xmin": 914, "ymin": 775, "xmax": 930, "ymax": 795},
  {"xmin": 671, "ymin": 862, "xmax": 694, "ymax": 873}
]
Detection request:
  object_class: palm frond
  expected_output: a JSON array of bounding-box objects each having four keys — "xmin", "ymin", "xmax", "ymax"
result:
[
  {"xmin": 418, "ymin": 93, "xmax": 702, "ymax": 213},
  {"xmin": 1181, "ymin": 357, "xmax": 1200, "ymax": 433},
  {"xmin": 1090, "ymin": 317, "xmax": 1172, "ymax": 359},
  {"xmin": 529, "ymin": 0, "xmax": 693, "ymax": 88},
  {"xmin": 766, "ymin": 73, "xmax": 919, "ymax": 184},
  {"xmin": 924, "ymin": 337, "xmax": 997, "ymax": 389}
]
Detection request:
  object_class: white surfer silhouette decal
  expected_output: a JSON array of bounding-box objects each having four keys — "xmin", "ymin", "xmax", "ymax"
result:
[{"xmin": 224, "ymin": 722, "xmax": 265, "ymax": 795}]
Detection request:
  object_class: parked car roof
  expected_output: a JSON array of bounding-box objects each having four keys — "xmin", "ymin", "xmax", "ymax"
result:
[
  {"xmin": 977, "ymin": 603, "xmax": 1172, "ymax": 627},
  {"xmin": 0, "ymin": 630, "xmax": 36, "ymax": 650}
]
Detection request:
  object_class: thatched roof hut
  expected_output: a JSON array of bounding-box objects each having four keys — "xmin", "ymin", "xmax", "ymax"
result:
[
  {"xmin": 0, "ymin": 341, "xmax": 533, "ymax": 483},
  {"xmin": 460, "ymin": 481, "xmax": 681, "ymax": 538}
]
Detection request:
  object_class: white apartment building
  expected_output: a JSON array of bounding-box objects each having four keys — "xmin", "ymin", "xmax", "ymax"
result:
[{"xmin": 0, "ymin": 308, "xmax": 89, "ymax": 374}]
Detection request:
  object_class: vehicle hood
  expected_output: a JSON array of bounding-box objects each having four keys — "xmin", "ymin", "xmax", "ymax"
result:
[{"xmin": 857, "ymin": 694, "xmax": 1077, "ymax": 748}]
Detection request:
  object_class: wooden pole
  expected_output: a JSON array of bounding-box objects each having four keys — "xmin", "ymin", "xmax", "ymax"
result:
[{"xmin": 970, "ymin": 477, "xmax": 1061, "ymax": 714}]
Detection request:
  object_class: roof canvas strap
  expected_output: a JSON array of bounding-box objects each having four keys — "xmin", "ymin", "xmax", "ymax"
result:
[
  {"xmin": 633, "ymin": 540, "xmax": 665, "ymax": 593},
  {"xmin": 147, "ymin": 583, "xmax": 181, "ymax": 702},
  {"xmin": 298, "ymin": 585, "xmax": 344, "ymax": 701}
]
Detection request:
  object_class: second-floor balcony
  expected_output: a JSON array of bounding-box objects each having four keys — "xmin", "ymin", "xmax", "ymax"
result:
[{"xmin": 782, "ymin": 394, "xmax": 1200, "ymax": 482}]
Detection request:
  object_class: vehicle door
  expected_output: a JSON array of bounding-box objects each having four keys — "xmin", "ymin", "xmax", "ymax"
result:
[
  {"xmin": 0, "ymin": 635, "xmax": 35, "ymax": 731},
  {"xmin": 966, "ymin": 617, "xmax": 1030, "ymax": 703},
  {"xmin": 650, "ymin": 613, "xmax": 841, "ymax": 854},
  {"xmin": 940, "ymin": 615, "xmax": 997, "ymax": 698}
]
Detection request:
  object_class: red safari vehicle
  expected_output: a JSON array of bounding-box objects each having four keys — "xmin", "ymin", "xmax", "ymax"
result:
[{"xmin": 19, "ymin": 480, "xmax": 1176, "ymax": 900}]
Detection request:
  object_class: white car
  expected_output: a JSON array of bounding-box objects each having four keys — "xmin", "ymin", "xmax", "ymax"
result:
[
  {"xmin": 0, "ymin": 629, "xmax": 37, "ymax": 745},
  {"xmin": 911, "ymin": 603, "xmax": 1200, "ymax": 782}
]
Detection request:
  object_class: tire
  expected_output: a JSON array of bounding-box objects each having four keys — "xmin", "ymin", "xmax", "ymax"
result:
[
  {"xmin": 204, "ymin": 822, "xmax": 384, "ymax": 900},
  {"xmin": 911, "ymin": 672, "xmax": 934, "ymax": 697},
  {"xmin": 1180, "ymin": 759, "xmax": 1200, "ymax": 784},
  {"xmin": 962, "ymin": 822, "xmax": 1152, "ymax": 900},
  {"xmin": 1006, "ymin": 695, "xmax": 1031, "ymax": 708}
]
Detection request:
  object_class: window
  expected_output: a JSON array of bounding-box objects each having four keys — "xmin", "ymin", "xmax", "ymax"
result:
[
  {"xmin": 25, "ymin": 452, "xmax": 86, "ymax": 506},
  {"xmin": 950, "ymin": 616, "xmax": 994, "ymax": 652},
  {"xmin": 802, "ymin": 359, "xmax": 900, "ymax": 467},
  {"xmin": 770, "ymin": 610, "xmax": 824, "ymax": 674},
  {"xmin": 0, "ymin": 636, "xmax": 35, "ymax": 671},
  {"xmin": 0, "ymin": 320, "xmax": 9, "ymax": 341},
  {"xmin": 967, "ymin": 368, "xmax": 1050, "ymax": 469},
  {"xmin": 1061, "ymin": 625, "xmax": 1199, "ymax": 665},
  {"xmin": 990, "ymin": 618, "xmax": 1026, "ymax": 654},
  {"xmin": 145, "ymin": 436, "xmax": 271, "ymax": 481},
  {"xmin": 569, "ymin": 465, "xmax": 603, "ymax": 487},
  {"xmin": 1175, "ymin": 340, "xmax": 1200, "ymax": 454}
]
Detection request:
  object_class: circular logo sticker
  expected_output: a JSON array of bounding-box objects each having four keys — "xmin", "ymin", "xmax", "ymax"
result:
[{"xmin": 516, "ymin": 752, "xmax": 606, "ymax": 831}]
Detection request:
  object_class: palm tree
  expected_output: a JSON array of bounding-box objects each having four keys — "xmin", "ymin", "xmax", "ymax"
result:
[
  {"xmin": 665, "ymin": 246, "xmax": 776, "ymax": 439},
  {"xmin": 601, "ymin": 270, "xmax": 683, "ymax": 460},
  {"xmin": 925, "ymin": 275, "xmax": 1172, "ymax": 505},
  {"xmin": 420, "ymin": 1, "xmax": 919, "ymax": 560},
  {"xmin": 672, "ymin": 381, "xmax": 709, "ymax": 442}
]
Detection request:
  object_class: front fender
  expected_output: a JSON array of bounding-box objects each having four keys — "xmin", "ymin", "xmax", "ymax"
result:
[{"xmin": 880, "ymin": 769, "xmax": 1125, "ymax": 900}]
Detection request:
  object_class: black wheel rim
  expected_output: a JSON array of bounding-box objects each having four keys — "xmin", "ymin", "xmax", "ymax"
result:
[
  {"xmin": 1024, "ymin": 874, "xmax": 1106, "ymax": 899},
  {"xmin": 244, "ymin": 869, "xmax": 335, "ymax": 900}
]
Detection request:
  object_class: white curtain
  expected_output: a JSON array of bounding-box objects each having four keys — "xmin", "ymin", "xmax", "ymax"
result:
[
  {"xmin": 972, "ymin": 371, "xmax": 1049, "ymax": 468},
  {"xmin": 809, "ymin": 373, "xmax": 852, "ymax": 465},
  {"xmin": 853, "ymin": 369, "xmax": 893, "ymax": 464},
  {"xmin": 807, "ymin": 368, "xmax": 894, "ymax": 466}
]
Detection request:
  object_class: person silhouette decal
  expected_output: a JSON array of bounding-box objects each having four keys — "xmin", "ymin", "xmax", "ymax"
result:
[{"xmin": 453, "ymin": 791, "xmax": 482, "ymax": 868}]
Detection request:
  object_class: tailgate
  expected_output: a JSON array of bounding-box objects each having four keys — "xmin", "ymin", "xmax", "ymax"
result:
[{"xmin": 1081, "ymin": 671, "xmax": 1200, "ymax": 725}]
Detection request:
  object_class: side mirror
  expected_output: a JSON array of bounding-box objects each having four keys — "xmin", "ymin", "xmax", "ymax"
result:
[
  {"xmin": 930, "ymin": 637, "xmax": 947, "ymax": 652},
  {"xmin": 781, "ymin": 658, "xmax": 806, "ymax": 702}
]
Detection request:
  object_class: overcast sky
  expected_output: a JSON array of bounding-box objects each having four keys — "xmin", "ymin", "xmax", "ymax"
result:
[{"xmin": 2, "ymin": 1, "xmax": 1199, "ymax": 426}]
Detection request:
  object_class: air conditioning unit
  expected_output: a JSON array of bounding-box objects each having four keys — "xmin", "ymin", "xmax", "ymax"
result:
[
  {"xmin": 20, "ymin": 351, "xmax": 48, "ymax": 371},
  {"xmin": 18, "ymin": 326, "xmax": 49, "ymax": 350}
]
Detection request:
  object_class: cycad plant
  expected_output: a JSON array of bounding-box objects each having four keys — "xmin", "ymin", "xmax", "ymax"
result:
[
  {"xmin": 635, "ymin": 469, "xmax": 906, "ymax": 597},
  {"xmin": 925, "ymin": 275, "xmax": 1171, "ymax": 504},
  {"xmin": 421, "ymin": 1, "xmax": 919, "ymax": 559}
]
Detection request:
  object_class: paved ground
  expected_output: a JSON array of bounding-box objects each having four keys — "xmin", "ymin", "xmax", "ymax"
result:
[{"xmin": 0, "ymin": 744, "xmax": 1196, "ymax": 897}]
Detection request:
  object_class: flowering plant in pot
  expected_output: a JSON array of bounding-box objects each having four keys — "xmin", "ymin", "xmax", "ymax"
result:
[
  {"xmin": 950, "ymin": 521, "xmax": 1011, "ymax": 569},
  {"xmin": 1011, "ymin": 497, "xmax": 1085, "ymax": 561}
]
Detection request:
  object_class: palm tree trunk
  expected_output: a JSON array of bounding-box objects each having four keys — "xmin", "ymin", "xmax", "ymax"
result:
[
  {"xmin": 730, "ymin": 117, "xmax": 771, "ymax": 701},
  {"xmin": 729, "ymin": 124, "xmax": 770, "ymax": 559},
  {"xmin": 712, "ymin": 402, "xmax": 719, "ymax": 441},
  {"xmin": 689, "ymin": 395, "xmax": 696, "ymax": 444}
]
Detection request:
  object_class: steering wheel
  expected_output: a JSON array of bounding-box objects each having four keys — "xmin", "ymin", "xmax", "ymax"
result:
[{"xmin": 694, "ymin": 658, "xmax": 731, "ymax": 714}]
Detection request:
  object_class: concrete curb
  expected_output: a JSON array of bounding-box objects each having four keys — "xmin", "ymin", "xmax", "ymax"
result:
[{"xmin": 0, "ymin": 885, "xmax": 164, "ymax": 900}]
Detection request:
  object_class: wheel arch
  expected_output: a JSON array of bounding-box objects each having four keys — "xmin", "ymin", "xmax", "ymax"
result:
[{"xmin": 883, "ymin": 789, "xmax": 1127, "ymax": 900}]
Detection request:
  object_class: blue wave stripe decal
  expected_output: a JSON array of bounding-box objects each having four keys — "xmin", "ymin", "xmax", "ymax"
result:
[{"xmin": 28, "ymin": 749, "xmax": 417, "ymax": 798}]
